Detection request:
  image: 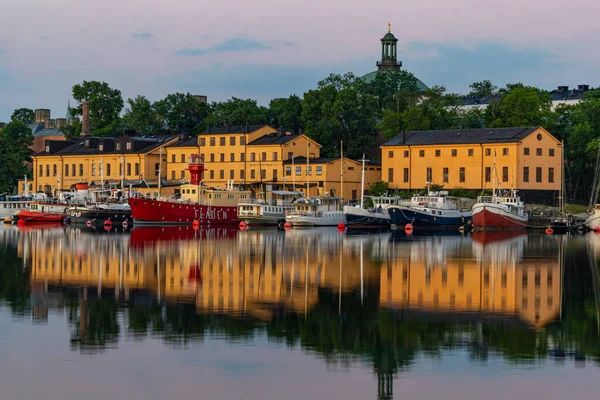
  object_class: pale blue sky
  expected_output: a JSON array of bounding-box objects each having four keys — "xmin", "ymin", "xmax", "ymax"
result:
[{"xmin": 0, "ymin": 0, "xmax": 598, "ymax": 121}]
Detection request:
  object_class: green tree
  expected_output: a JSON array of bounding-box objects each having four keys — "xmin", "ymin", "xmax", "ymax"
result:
[
  {"xmin": 71, "ymin": 80, "xmax": 124, "ymax": 136},
  {"xmin": 122, "ymin": 96, "xmax": 162, "ymax": 135},
  {"xmin": 205, "ymin": 97, "xmax": 269, "ymax": 127},
  {"xmin": 10, "ymin": 108, "xmax": 34, "ymax": 124},
  {"xmin": 378, "ymin": 109, "xmax": 403, "ymax": 140},
  {"xmin": 0, "ymin": 121, "xmax": 33, "ymax": 193},
  {"xmin": 361, "ymin": 70, "xmax": 420, "ymax": 113},
  {"xmin": 268, "ymin": 95, "xmax": 303, "ymax": 133},
  {"xmin": 401, "ymin": 86, "xmax": 461, "ymax": 131},
  {"xmin": 368, "ymin": 181, "xmax": 390, "ymax": 196},
  {"xmin": 467, "ymin": 80, "xmax": 497, "ymax": 98},
  {"xmin": 153, "ymin": 93, "xmax": 210, "ymax": 134},
  {"xmin": 302, "ymin": 73, "xmax": 378, "ymax": 158},
  {"xmin": 484, "ymin": 84, "xmax": 552, "ymax": 128}
]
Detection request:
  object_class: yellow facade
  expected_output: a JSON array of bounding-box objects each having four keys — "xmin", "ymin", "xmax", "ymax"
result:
[
  {"xmin": 381, "ymin": 127, "xmax": 561, "ymax": 192},
  {"xmin": 283, "ymin": 158, "xmax": 382, "ymax": 200},
  {"xmin": 31, "ymin": 138, "xmax": 177, "ymax": 195},
  {"xmin": 165, "ymin": 126, "xmax": 382, "ymax": 201}
]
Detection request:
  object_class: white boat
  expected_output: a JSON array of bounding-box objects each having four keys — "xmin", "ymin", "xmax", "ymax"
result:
[
  {"xmin": 285, "ymin": 196, "xmax": 344, "ymax": 227},
  {"xmin": 0, "ymin": 176, "xmax": 47, "ymax": 220},
  {"xmin": 238, "ymin": 190, "xmax": 299, "ymax": 226}
]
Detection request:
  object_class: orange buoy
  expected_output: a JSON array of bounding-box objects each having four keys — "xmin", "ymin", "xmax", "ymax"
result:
[
  {"xmin": 239, "ymin": 221, "xmax": 247, "ymax": 230},
  {"xmin": 546, "ymin": 227, "xmax": 554, "ymax": 234}
]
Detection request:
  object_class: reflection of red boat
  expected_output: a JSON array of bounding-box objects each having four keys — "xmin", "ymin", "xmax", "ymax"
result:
[
  {"xmin": 129, "ymin": 226, "xmax": 238, "ymax": 248},
  {"xmin": 16, "ymin": 222, "xmax": 65, "ymax": 231},
  {"xmin": 188, "ymin": 265, "xmax": 202, "ymax": 283},
  {"xmin": 16, "ymin": 202, "xmax": 67, "ymax": 224},
  {"xmin": 128, "ymin": 155, "xmax": 250, "ymax": 226},
  {"xmin": 472, "ymin": 230, "xmax": 527, "ymax": 245}
]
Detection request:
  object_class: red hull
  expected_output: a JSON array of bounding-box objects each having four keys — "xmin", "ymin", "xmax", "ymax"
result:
[
  {"xmin": 16, "ymin": 210, "xmax": 66, "ymax": 223},
  {"xmin": 472, "ymin": 208, "xmax": 526, "ymax": 230},
  {"xmin": 128, "ymin": 198, "xmax": 240, "ymax": 225}
]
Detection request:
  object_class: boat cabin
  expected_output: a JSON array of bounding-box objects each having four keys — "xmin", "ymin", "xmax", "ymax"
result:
[{"xmin": 178, "ymin": 181, "xmax": 250, "ymax": 207}]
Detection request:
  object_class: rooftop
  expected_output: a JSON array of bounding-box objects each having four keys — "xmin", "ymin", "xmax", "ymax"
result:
[
  {"xmin": 28, "ymin": 122, "xmax": 65, "ymax": 137},
  {"xmin": 382, "ymin": 127, "xmax": 541, "ymax": 146},
  {"xmin": 36, "ymin": 135, "xmax": 178, "ymax": 156},
  {"xmin": 248, "ymin": 131, "xmax": 298, "ymax": 145},
  {"xmin": 198, "ymin": 124, "xmax": 270, "ymax": 135},
  {"xmin": 283, "ymin": 156, "xmax": 381, "ymax": 166}
]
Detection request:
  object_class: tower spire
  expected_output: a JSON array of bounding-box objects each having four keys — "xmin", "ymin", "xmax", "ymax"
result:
[{"xmin": 388, "ymin": 22, "xmax": 391, "ymax": 33}]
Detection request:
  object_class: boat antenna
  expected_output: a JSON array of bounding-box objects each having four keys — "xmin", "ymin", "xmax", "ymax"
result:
[
  {"xmin": 360, "ymin": 153, "xmax": 370, "ymax": 208},
  {"xmin": 589, "ymin": 144, "xmax": 600, "ymax": 211}
]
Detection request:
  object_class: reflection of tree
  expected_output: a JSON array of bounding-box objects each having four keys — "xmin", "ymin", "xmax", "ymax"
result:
[
  {"xmin": 0, "ymin": 247, "xmax": 30, "ymax": 316},
  {"xmin": 69, "ymin": 298, "xmax": 120, "ymax": 353},
  {"xmin": 2, "ymin": 240, "xmax": 600, "ymax": 382}
]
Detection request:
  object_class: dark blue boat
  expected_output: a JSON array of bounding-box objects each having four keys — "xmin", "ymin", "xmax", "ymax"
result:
[
  {"xmin": 387, "ymin": 193, "xmax": 472, "ymax": 229},
  {"xmin": 343, "ymin": 206, "xmax": 391, "ymax": 229}
]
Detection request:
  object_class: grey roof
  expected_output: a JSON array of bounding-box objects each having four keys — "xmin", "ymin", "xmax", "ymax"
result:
[
  {"xmin": 381, "ymin": 32, "xmax": 398, "ymax": 41},
  {"xmin": 198, "ymin": 124, "xmax": 270, "ymax": 135},
  {"xmin": 381, "ymin": 127, "xmax": 541, "ymax": 146},
  {"xmin": 248, "ymin": 132, "xmax": 299, "ymax": 145},
  {"xmin": 168, "ymin": 137, "xmax": 198, "ymax": 147},
  {"xmin": 36, "ymin": 135, "xmax": 177, "ymax": 156},
  {"xmin": 28, "ymin": 122, "xmax": 65, "ymax": 137},
  {"xmin": 282, "ymin": 156, "xmax": 381, "ymax": 166}
]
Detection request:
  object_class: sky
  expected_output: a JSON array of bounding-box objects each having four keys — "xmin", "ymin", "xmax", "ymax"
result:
[{"xmin": 0, "ymin": 0, "xmax": 598, "ymax": 121}]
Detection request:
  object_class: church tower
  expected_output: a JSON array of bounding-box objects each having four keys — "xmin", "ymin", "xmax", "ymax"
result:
[{"xmin": 376, "ymin": 23, "xmax": 402, "ymax": 71}]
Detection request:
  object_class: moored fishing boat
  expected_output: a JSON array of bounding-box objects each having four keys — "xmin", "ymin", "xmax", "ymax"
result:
[
  {"xmin": 237, "ymin": 189, "xmax": 299, "ymax": 226},
  {"xmin": 16, "ymin": 201, "xmax": 69, "ymax": 223},
  {"xmin": 471, "ymin": 189, "xmax": 528, "ymax": 230},
  {"xmin": 387, "ymin": 191, "xmax": 472, "ymax": 229},
  {"xmin": 128, "ymin": 155, "xmax": 251, "ymax": 226},
  {"xmin": 285, "ymin": 196, "xmax": 344, "ymax": 227}
]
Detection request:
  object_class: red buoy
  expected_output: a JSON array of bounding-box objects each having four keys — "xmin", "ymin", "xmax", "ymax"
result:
[
  {"xmin": 594, "ymin": 226, "xmax": 600, "ymax": 233},
  {"xmin": 122, "ymin": 220, "xmax": 129, "ymax": 228},
  {"xmin": 104, "ymin": 219, "xmax": 112, "ymax": 226},
  {"xmin": 17, "ymin": 219, "xmax": 25, "ymax": 227},
  {"xmin": 239, "ymin": 221, "xmax": 248, "ymax": 230},
  {"xmin": 284, "ymin": 221, "xmax": 292, "ymax": 229},
  {"xmin": 405, "ymin": 223, "xmax": 414, "ymax": 231},
  {"xmin": 86, "ymin": 220, "xmax": 92, "ymax": 227},
  {"xmin": 337, "ymin": 223, "xmax": 345, "ymax": 229},
  {"xmin": 546, "ymin": 227, "xmax": 553, "ymax": 234}
]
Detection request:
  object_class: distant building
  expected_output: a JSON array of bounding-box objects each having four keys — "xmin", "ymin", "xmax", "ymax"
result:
[
  {"xmin": 381, "ymin": 126, "xmax": 562, "ymax": 204},
  {"xmin": 461, "ymin": 84, "xmax": 594, "ymax": 111},
  {"xmin": 360, "ymin": 24, "xmax": 428, "ymax": 92}
]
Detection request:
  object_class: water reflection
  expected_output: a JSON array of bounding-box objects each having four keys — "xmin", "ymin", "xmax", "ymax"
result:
[{"xmin": 1, "ymin": 225, "xmax": 600, "ymax": 399}]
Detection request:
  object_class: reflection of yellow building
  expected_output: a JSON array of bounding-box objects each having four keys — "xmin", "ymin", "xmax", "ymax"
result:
[
  {"xmin": 380, "ymin": 233, "xmax": 562, "ymax": 327},
  {"xmin": 26, "ymin": 228, "xmax": 383, "ymax": 319}
]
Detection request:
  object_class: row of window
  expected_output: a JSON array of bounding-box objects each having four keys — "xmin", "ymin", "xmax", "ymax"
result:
[
  {"xmin": 38, "ymin": 163, "xmax": 156, "ymax": 178},
  {"xmin": 389, "ymin": 147, "xmax": 556, "ymax": 158},
  {"xmin": 388, "ymin": 166, "xmax": 555, "ymax": 184},
  {"xmin": 199, "ymin": 136, "xmax": 247, "ymax": 147}
]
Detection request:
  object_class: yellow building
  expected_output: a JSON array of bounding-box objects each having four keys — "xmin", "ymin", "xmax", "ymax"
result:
[
  {"xmin": 31, "ymin": 135, "xmax": 179, "ymax": 195},
  {"xmin": 381, "ymin": 126, "xmax": 562, "ymax": 204},
  {"xmin": 166, "ymin": 125, "xmax": 382, "ymax": 201},
  {"xmin": 30, "ymin": 125, "xmax": 383, "ymax": 201}
]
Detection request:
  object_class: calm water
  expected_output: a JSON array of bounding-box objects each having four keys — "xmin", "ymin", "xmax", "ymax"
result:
[{"xmin": 1, "ymin": 225, "xmax": 600, "ymax": 400}]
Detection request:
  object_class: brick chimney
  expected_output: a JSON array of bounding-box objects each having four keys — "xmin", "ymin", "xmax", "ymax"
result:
[{"xmin": 80, "ymin": 101, "xmax": 91, "ymax": 137}]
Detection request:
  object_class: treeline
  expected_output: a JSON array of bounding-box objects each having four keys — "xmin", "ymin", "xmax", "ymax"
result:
[{"xmin": 6, "ymin": 72, "xmax": 600, "ymax": 201}]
